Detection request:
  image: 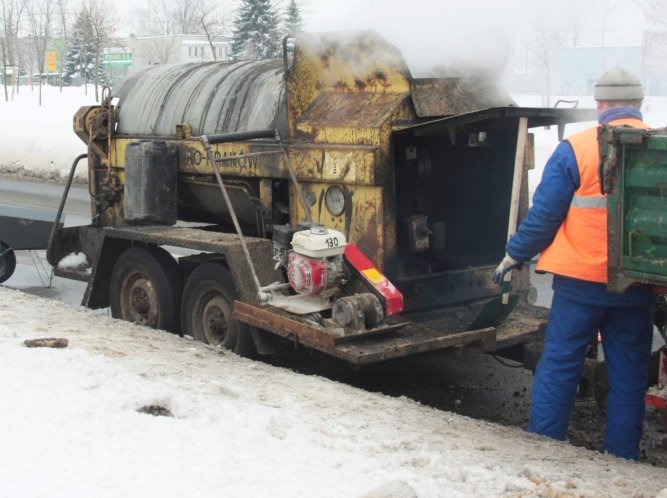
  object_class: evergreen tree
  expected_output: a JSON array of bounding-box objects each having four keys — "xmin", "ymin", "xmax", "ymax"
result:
[
  {"xmin": 231, "ymin": 0, "xmax": 280, "ymax": 60},
  {"xmin": 63, "ymin": 7, "xmax": 105, "ymax": 86},
  {"xmin": 283, "ymin": 0, "xmax": 303, "ymax": 37}
]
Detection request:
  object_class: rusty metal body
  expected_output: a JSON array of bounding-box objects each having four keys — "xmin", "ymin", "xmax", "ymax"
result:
[{"xmin": 50, "ymin": 31, "xmax": 596, "ymax": 364}]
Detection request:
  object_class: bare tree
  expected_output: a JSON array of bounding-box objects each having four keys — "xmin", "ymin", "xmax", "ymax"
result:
[
  {"xmin": 637, "ymin": 0, "xmax": 667, "ymax": 96},
  {"xmin": 637, "ymin": 0, "xmax": 667, "ymax": 28},
  {"xmin": 149, "ymin": 36, "xmax": 178, "ymax": 63},
  {"xmin": 173, "ymin": 0, "xmax": 201, "ymax": 34},
  {"xmin": 86, "ymin": 0, "xmax": 115, "ymax": 102},
  {"xmin": 126, "ymin": 4, "xmax": 149, "ymax": 36},
  {"xmin": 559, "ymin": 0, "xmax": 598, "ymax": 47},
  {"xmin": 139, "ymin": 0, "xmax": 228, "ymax": 63},
  {"xmin": 150, "ymin": 0, "xmax": 177, "ymax": 35},
  {"xmin": 591, "ymin": 0, "xmax": 620, "ymax": 70},
  {"xmin": 521, "ymin": 0, "xmax": 568, "ymax": 105},
  {"xmin": 55, "ymin": 0, "xmax": 67, "ymax": 91},
  {"xmin": 152, "ymin": 0, "xmax": 200, "ymax": 35},
  {"xmin": 26, "ymin": 0, "xmax": 52, "ymax": 105},
  {"xmin": 0, "ymin": 0, "xmax": 27, "ymax": 101},
  {"xmin": 149, "ymin": 0, "xmax": 230, "ymax": 37},
  {"xmin": 195, "ymin": 0, "xmax": 223, "ymax": 60}
]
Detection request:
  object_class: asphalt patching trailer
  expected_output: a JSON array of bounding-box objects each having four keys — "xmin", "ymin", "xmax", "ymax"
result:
[{"xmin": 47, "ymin": 31, "xmax": 596, "ymax": 365}]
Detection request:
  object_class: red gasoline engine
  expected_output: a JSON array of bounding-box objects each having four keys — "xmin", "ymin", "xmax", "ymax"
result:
[{"xmin": 272, "ymin": 224, "xmax": 403, "ymax": 329}]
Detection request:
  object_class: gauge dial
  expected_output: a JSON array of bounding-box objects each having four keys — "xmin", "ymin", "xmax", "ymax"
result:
[{"xmin": 324, "ymin": 186, "xmax": 345, "ymax": 216}]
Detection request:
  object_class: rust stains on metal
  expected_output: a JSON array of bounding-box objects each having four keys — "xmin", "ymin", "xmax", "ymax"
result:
[
  {"xmin": 286, "ymin": 145, "xmax": 377, "ymax": 183},
  {"xmin": 287, "ymin": 31, "xmax": 411, "ymax": 139},
  {"xmin": 344, "ymin": 189, "xmax": 383, "ymax": 269},
  {"xmin": 295, "ymin": 92, "xmax": 406, "ymax": 144},
  {"xmin": 234, "ymin": 301, "xmax": 337, "ymax": 350},
  {"xmin": 409, "ymin": 77, "xmax": 514, "ymax": 118},
  {"xmin": 334, "ymin": 81, "xmax": 349, "ymax": 91},
  {"xmin": 234, "ymin": 301, "xmax": 500, "ymax": 365},
  {"xmin": 320, "ymin": 50, "xmax": 332, "ymax": 68}
]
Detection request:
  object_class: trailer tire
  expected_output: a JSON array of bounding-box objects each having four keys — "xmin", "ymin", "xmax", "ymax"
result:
[
  {"xmin": 0, "ymin": 241, "xmax": 16, "ymax": 284},
  {"xmin": 110, "ymin": 246, "xmax": 182, "ymax": 333},
  {"xmin": 180, "ymin": 263, "xmax": 255, "ymax": 356}
]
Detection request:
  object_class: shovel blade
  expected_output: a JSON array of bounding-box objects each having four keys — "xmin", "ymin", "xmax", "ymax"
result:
[{"xmin": 467, "ymin": 294, "xmax": 520, "ymax": 330}]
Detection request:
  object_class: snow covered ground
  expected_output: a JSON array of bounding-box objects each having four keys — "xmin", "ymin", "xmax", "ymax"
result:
[
  {"xmin": 0, "ymin": 85, "xmax": 97, "ymax": 182},
  {"xmin": 3, "ymin": 86, "xmax": 667, "ymax": 497},
  {"xmin": 2, "ymin": 287, "xmax": 667, "ymax": 498}
]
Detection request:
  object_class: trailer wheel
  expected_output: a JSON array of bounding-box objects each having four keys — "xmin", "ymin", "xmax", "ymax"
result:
[
  {"xmin": 180, "ymin": 263, "xmax": 254, "ymax": 356},
  {"xmin": 110, "ymin": 246, "xmax": 182, "ymax": 333},
  {"xmin": 0, "ymin": 241, "xmax": 16, "ymax": 284}
]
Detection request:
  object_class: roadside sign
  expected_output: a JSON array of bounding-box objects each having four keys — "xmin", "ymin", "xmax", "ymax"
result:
[{"xmin": 46, "ymin": 51, "xmax": 57, "ymax": 72}]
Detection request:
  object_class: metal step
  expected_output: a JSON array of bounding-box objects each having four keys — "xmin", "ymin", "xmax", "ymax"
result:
[
  {"xmin": 234, "ymin": 300, "xmax": 498, "ymax": 365},
  {"xmin": 54, "ymin": 266, "xmax": 91, "ymax": 282}
]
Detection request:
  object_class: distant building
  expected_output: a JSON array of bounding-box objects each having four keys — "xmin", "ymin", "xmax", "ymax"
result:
[
  {"xmin": 0, "ymin": 66, "xmax": 19, "ymax": 86},
  {"xmin": 549, "ymin": 46, "xmax": 643, "ymax": 96},
  {"xmin": 644, "ymin": 31, "xmax": 667, "ymax": 95},
  {"xmin": 506, "ymin": 30, "xmax": 667, "ymax": 97},
  {"xmin": 102, "ymin": 48, "xmax": 133, "ymax": 84},
  {"xmin": 130, "ymin": 34, "xmax": 232, "ymax": 69}
]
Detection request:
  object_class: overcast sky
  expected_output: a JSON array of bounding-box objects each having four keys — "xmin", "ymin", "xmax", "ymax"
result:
[
  {"xmin": 118, "ymin": 0, "xmax": 649, "ymax": 76},
  {"xmin": 298, "ymin": 0, "xmax": 646, "ymax": 72},
  {"xmin": 299, "ymin": 0, "xmax": 646, "ymax": 40}
]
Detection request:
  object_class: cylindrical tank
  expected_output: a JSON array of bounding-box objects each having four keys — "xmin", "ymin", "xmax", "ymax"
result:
[
  {"xmin": 124, "ymin": 141, "xmax": 179, "ymax": 225},
  {"xmin": 112, "ymin": 60, "xmax": 286, "ymax": 137}
]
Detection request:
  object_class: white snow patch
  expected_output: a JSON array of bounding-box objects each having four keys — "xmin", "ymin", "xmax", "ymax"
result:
[
  {"xmin": 1, "ymin": 286, "xmax": 666, "ymax": 497},
  {"xmin": 0, "ymin": 85, "xmax": 95, "ymax": 181},
  {"xmin": 56, "ymin": 251, "xmax": 90, "ymax": 270}
]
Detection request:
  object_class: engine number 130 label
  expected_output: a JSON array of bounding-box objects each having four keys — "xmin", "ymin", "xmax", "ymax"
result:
[{"xmin": 325, "ymin": 237, "xmax": 339, "ymax": 248}]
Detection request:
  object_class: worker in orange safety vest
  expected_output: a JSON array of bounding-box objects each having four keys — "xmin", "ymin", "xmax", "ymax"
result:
[{"xmin": 492, "ymin": 67, "xmax": 655, "ymax": 460}]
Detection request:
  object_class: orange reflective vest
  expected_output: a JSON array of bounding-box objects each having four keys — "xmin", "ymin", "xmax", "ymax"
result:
[{"xmin": 536, "ymin": 118, "xmax": 649, "ymax": 283}]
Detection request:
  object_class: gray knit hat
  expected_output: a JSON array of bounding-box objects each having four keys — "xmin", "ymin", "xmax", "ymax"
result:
[{"xmin": 594, "ymin": 67, "xmax": 644, "ymax": 101}]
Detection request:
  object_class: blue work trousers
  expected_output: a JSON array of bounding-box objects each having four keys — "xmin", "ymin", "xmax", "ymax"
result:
[{"xmin": 527, "ymin": 290, "xmax": 654, "ymax": 460}]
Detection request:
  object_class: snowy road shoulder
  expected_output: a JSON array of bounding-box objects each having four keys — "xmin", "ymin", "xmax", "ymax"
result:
[{"xmin": 1, "ymin": 286, "xmax": 666, "ymax": 498}]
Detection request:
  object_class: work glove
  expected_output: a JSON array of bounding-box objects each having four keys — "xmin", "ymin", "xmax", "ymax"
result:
[{"xmin": 492, "ymin": 254, "xmax": 523, "ymax": 284}]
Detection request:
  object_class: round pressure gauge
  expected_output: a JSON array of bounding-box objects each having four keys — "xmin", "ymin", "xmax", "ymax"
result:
[{"xmin": 324, "ymin": 186, "xmax": 346, "ymax": 216}]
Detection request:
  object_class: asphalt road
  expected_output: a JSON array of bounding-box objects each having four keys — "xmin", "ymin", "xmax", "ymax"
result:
[
  {"xmin": 0, "ymin": 176, "xmax": 91, "ymax": 304},
  {"xmin": 0, "ymin": 175, "xmax": 90, "ymax": 216}
]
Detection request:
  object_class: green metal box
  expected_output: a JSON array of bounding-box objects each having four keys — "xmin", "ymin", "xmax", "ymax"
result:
[{"xmin": 600, "ymin": 125, "xmax": 667, "ymax": 292}]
